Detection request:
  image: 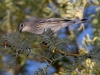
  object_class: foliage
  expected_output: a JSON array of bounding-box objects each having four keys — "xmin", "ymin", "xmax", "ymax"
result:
[{"xmin": 0, "ymin": 0, "xmax": 100, "ymax": 75}]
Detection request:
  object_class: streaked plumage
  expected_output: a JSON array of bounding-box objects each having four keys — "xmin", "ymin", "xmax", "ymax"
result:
[{"xmin": 18, "ymin": 17, "xmax": 87, "ymax": 34}]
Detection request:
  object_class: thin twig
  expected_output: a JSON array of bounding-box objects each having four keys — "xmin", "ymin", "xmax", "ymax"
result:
[
  {"xmin": 31, "ymin": 44, "xmax": 79, "ymax": 57},
  {"xmin": 0, "ymin": 40, "xmax": 79, "ymax": 57}
]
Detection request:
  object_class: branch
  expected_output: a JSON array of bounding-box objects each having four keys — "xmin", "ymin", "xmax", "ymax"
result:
[
  {"xmin": 31, "ymin": 43, "xmax": 79, "ymax": 57},
  {"xmin": 55, "ymin": 49, "xmax": 79, "ymax": 56},
  {"xmin": 0, "ymin": 40, "xmax": 79, "ymax": 57}
]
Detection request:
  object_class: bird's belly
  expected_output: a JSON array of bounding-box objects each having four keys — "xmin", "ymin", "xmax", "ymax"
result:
[{"xmin": 44, "ymin": 23, "xmax": 63, "ymax": 32}]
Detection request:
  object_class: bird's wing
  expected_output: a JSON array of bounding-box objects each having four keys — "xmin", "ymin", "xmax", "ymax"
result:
[
  {"xmin": 37, "ymin": 18, "xmax": 72, "ymax": 23},
  {"xmin": 31, "ymin": 18, "xmax": 72, "ymax": 23},
  {"xmin": 33, "ymin": 18, "xmax": 74, "ymax": 33},
  {"xmin": 28, "ymin": 17, "xmax": 87, "ymax": 24}
]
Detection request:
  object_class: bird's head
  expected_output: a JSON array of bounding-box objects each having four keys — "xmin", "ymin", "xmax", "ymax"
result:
[{"xmin": 18, "ymin": 21, "xmax": 31, "ymax": 33}]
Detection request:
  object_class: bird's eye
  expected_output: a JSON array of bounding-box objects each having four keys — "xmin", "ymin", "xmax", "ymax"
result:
[{"xmin": 20, "ymin": 23, "xmax": 24, "ymax": 27}]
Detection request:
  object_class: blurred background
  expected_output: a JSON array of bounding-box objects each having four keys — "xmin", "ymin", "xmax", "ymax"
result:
[{"xmin": 0, "ymin": 0, "xmax": 100, "ymax": 75}]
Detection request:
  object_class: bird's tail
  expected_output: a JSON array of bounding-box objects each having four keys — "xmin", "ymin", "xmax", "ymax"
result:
[
  {"xmin": 60, "ymin": 17, "xmax": 87, "ymax": 30},
  {"xmin": 74, "ymin": 17, "xmax": 87, "ymax": 24}
]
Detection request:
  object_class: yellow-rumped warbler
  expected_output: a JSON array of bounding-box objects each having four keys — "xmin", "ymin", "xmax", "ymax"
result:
[{"xmin": 18, "ymin": 17, "xmax": 87, "ymax": 34}]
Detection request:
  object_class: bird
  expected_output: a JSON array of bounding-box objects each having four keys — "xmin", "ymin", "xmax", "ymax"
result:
[{"xmin": 18, "ymin": 17, "xmax": 87, "ymax": 34}]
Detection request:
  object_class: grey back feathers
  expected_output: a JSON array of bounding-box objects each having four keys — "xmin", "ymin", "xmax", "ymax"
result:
[{"xmin": 18, "ymin": 17, "xmax": 87, "ymax": 34}]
